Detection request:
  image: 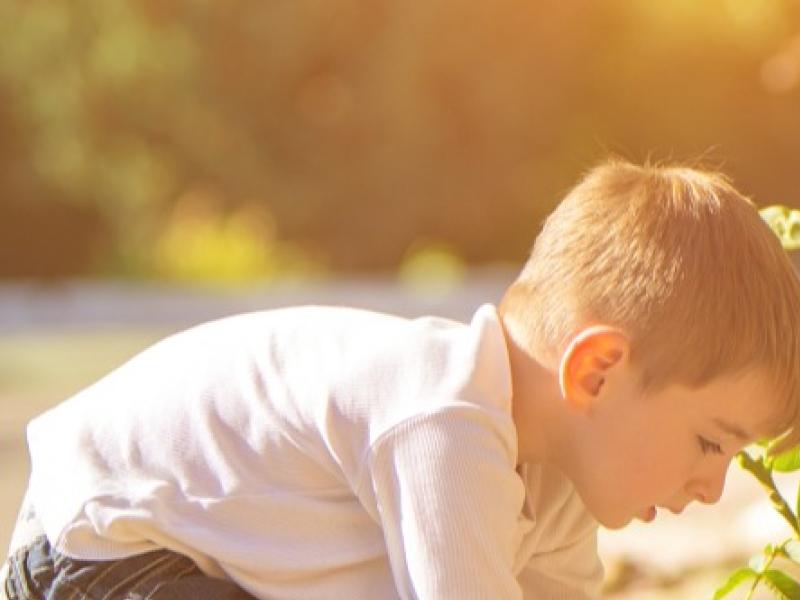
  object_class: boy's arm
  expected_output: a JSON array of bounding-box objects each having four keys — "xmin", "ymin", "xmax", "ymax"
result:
[{"xmin": 363, "ymin": 406, "xmax": 525, "ymax": 600}]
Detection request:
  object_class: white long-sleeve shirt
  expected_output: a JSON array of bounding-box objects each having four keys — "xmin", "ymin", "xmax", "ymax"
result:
[{"xmin": 23, "ymin": 304, "xmax": 603, "ymax": 599}]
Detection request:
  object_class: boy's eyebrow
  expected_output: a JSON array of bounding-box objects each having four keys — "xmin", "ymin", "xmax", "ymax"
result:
[{"xmin": 713, "ymin": 418, "xmax": 750, "ymax": 442}]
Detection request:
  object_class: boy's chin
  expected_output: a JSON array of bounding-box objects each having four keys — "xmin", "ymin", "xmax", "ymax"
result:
[
  {"xmin": 604, "ymin": 506, "xmax": 657, "ymax": 529},
  {"xmin": 596, "ymin": 515, "xmax": 632, "ymax": 530},
  {"xmin": 595, "ymin": 506, "xmax": 655, "ymax": 530}
]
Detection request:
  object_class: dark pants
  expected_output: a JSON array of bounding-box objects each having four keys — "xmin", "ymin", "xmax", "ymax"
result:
[{"xmin": 3, "ymin": 535, "xmax": 257, "ymax": 600}]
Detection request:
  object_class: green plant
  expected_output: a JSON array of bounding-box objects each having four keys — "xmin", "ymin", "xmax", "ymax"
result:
[
  {"xmin": 760, "ymin": 206, "xmax": 800, "ymax": 252},
  {"xmin": 714, "ymin": 446, "xmax": 800, "ymax": 599},
  {"xmin": 714, "ymin": 206, "xmax": 800, "ymax": 600}
]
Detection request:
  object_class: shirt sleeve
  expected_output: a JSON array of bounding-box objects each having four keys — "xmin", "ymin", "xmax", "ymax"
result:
[
  {"xmin": 363, "ymin": 406, "xmax": 525, "ymax": 600},
  {"xmin": 518, "ymin": 525, "xmax": 604, "ymax": 600}
]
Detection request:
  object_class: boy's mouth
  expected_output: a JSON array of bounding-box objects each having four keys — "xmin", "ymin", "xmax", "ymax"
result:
[{"xmin": 637, "ymin": 506, "xmax": 657, "ymax": 523}]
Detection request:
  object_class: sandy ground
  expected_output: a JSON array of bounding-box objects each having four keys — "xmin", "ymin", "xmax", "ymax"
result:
[{"xmin": 1, "ymin": 276, "xmax": 796, "ymax": 599}]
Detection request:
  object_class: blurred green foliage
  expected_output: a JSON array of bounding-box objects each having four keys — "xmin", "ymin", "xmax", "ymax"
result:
[
  {"xmin": 0, "ymin": 0, "xmax": 799, "ymax": 280},
  {"xmin": 398, "ymin": 241, "xmax": 466, "ymax": 296},
  {"xmin": 761, "ymin": 205, "xmax": 800, "ymax": 250}
]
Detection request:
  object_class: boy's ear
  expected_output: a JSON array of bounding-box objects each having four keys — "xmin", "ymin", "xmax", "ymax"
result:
[{"xmin": 558, "ymin": 326, "xmax": 630, "ymax": 411}]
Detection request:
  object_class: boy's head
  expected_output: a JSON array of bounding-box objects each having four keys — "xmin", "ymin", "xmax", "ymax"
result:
[{"xmin": 500, "ymin": 159, "xmax": 800, "ymax": 527}]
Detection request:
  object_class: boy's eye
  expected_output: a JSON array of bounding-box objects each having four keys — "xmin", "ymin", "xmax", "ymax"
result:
[{"xmin": 698, "ymin": 436, "xmax": 723, "ymax": 455}]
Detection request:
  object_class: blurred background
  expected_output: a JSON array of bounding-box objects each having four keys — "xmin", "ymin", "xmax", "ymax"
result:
[
  {"xmin": 2, "ymin": 1, "xmax": 800, "ymax": 598},
  {"xmin": 2, "ymin": 0, "xmax": 800, "ymax": 281}
]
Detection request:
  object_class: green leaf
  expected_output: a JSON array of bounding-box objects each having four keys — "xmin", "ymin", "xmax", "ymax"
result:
[
  {"xmin": 781, "ymin": 540, "xmax": 800, "ymax": 565},
  {"xmin": 749, "ymin": 552, "xmax": 767, "ymax": 572},
  {"xmin": 713, "ymin": 567, "xmax": 758, "ymax": 599},
  {"xmin": 772, "ymin": 448, "xmax": 800, "ymax": 473},
  {"xmin": 797, "ymin": 481, "xmax": 800, "ymax": 521},
  {"xmin": 760, "ymin": 205, "xmax": 800, "ymax": 251},
  {"xmin": 762, "ymin": 569, "xmax": 800, "ymax": 599}
]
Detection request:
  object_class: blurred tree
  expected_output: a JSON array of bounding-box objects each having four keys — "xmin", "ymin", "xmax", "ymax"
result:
[{"xmin": 0, "ymin": 0, "xmax": 798, "ymax": 279}]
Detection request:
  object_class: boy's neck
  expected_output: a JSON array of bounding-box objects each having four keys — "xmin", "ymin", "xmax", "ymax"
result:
[{"xmin": 501, "ymin": 321, "xmax": 564, "ymax": 467}]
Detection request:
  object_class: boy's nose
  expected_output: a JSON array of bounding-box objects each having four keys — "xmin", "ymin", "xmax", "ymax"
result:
[{"xmin": 687, "ymin": 460, "xmax": 729, "ymax": 505}]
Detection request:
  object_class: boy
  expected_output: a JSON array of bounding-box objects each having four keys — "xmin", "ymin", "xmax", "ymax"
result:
[{"xmin": 4, "ymin": 160, "xmax": 800, "ymax": 600}]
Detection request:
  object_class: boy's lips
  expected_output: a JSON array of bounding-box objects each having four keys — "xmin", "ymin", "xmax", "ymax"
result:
[{"xmin": 637, "ymin": 506, "xmax": 657, "ymax": 523}]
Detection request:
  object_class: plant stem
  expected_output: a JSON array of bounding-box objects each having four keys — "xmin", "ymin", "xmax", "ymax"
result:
[
  {"xmin": 745, "ymin": 545, "xmax": 781, "ymax": 600},
  {"xmin": 737, "ymin": 452, "xmax": 800, "ymax": 538}
]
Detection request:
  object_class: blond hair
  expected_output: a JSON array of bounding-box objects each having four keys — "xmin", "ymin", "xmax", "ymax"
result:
[{"xmin": 500, "ymin": 159, "xmax": 800, "ymax": 450}]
